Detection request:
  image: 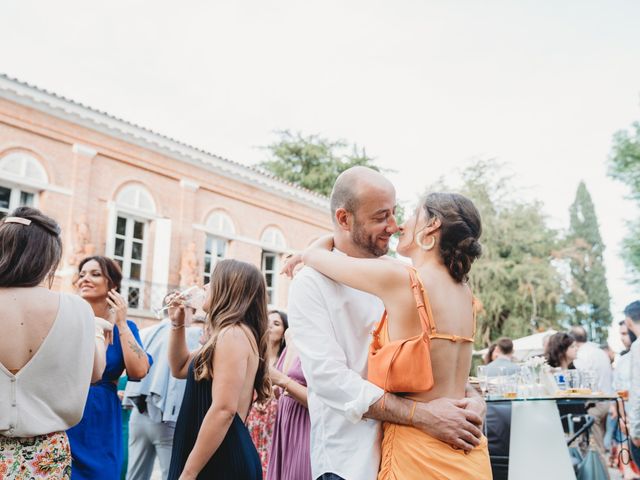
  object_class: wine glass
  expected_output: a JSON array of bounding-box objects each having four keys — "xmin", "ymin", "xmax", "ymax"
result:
[
  {"xmin": 477, "ymin": 365, "xmax": 488, "ymax": 398},
  {"xmin": 153, "ymin": 285, "xmax": 206, "ymax": 319}
]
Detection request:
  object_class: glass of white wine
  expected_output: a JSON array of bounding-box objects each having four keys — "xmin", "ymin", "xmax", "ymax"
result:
[{"xmin": 153, "ymin": 285, "xmax": 206, "ymax": 319}]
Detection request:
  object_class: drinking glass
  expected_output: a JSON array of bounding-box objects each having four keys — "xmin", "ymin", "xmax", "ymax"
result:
[
  {"xmin": 153, "ymin": 285, "xmax": 206, "ymax": 319},
  {"xmin": 486, "ymin": 368, "xmax": 505, "ymax": 399},
  {"xmin": 566, "ymin": 370, "xmax": 581, "ymax": 394},
  {"xmin": 502, "ymin": 374, "xmax": 518, "ymax": 399},
  {"xmin": 579, "ymin": 369, "xmax": 596, "ymax": 393},
  {"xmin": 477, "ymin": 366, "xmax": 488, "ymax": 398}
]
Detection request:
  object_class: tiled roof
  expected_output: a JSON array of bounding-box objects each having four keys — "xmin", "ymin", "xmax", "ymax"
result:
[{"xmin": 0, "ymin": 73, "xmax": 329, "ymax": 210}]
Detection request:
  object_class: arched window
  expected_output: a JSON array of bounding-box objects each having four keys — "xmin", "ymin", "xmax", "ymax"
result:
[
  {"xmin": 116, "ymin": 184, "xmax": 156, "ymax": 214},
  {"xmin": 205, "ymin": 210, "xmax": 236, "ymax": 236},
  {"xmin": 260, "ymin": 226, "xmax": 287, "ymax": 306},
  {"xmin": 111, "ymin": 184, "xmax": 156, "ymax": 309},
  {"xmin": 0, "ymin": 152, "xmax": 49, "ymax": 183},
  {"xmin": 203, "ymin": 211, "xmax": 236, "ymax": 284},
  {"xmin": 0, "ymin": 152, "xmax": 48, "ymax": 218},
  {"xmin": 261, "ymin": 226, "xmax": 287, "ymax": 250}
]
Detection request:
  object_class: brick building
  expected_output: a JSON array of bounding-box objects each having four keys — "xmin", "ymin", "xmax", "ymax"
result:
[{"xmin": 0, "ymin": 74, "xmax": 331, "ymax": 326}]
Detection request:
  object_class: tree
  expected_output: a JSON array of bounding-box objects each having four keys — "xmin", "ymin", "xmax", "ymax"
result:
[
  {"xmin": 425, "ymin": 159, "xmax": 565, "ymax": 345},
  {"xmin": 564, "ymin": 182, "xmax": 612, "ymax": 343},
  {"xmin": 609, "ymin": 121, "xmax": 640, "ymax": 282},
  {"xmin": 259, "ymin": 130, "xmax": 381, "ymax": 197}
]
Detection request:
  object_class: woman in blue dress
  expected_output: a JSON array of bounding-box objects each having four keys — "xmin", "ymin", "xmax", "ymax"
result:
[{"xmin": 67, "ymin": 256, "xmax": 152, "ymax": 480}]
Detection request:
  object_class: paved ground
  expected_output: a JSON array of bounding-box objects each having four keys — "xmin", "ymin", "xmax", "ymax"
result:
[{"xmin": 148, "ymin": 458, "xmax": 624, "ymax": 479}]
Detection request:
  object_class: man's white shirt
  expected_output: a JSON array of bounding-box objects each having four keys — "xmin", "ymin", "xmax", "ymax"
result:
[
  {"xmin": 288, "ymin": 266, "xmax": 385, "ymax": 480},
  {"xmin": 574, "ymin": 342, "xmax": 613, "ymax": 394},
  {"xmin": 628, "ymin": 340, "xmax": 640, "ymax": 438}
]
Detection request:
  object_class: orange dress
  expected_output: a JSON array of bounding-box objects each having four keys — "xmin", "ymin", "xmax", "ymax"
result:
[{"xmin": 374, "ymin": 268, "xmax": 492, "ymax": 480}]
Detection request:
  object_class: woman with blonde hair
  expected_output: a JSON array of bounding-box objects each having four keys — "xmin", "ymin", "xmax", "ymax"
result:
[{"xmin": 167, "ymin": 259, "xmax": 271, "ymax": 480}]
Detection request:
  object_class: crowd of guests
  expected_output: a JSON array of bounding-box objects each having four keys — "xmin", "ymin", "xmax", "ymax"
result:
[
  {"xmin": 482, "ymin": 315, "xmax": 640, "ymax": 479},
  {"xmin": 1, "ymin": 165, "xmax": 494, "ymax": 480},
  {"xmin": 16, "ymin": 166, "xmax": 640, "ymax": 479},
  {"xmin": 0, "ymin": 207, "xmax": 312, "ymax": 480},
  {"xmin": 6, "ymin": 172, "xmax": 640, "ymax": 480}
]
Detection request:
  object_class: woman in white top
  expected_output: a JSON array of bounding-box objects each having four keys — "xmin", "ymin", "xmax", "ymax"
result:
[{"xmin": 0, "ymin": 207, "xmax": 108, "ymax": 480}]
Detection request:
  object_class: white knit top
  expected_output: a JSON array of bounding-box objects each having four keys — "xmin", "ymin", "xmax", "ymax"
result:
[{"xmin": 0, "ymin": 293, "xmax": 95, "ymax": 438}]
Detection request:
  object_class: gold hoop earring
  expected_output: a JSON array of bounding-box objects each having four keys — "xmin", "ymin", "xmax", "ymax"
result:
[{"xmin": 415, "ymin": 232, "xmax": 436, "ymax": 251}]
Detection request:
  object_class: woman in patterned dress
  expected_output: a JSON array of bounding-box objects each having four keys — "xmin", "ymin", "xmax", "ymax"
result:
[{"xmin": 0, "ymin": 208, "xmax": 108, "ymax": 480}]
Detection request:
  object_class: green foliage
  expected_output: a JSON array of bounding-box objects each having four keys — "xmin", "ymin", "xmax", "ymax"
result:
[
  {"xmin": 609, "ymin": 121, "xmax": 640, "ymax": 281},
  {"xmin": 564, "ymin": 182, "xmax": 612, "ymax": 343},
  {"xmin": 426, "ymin": 159, "xmax": 564, "ymax": 346},
  {"xmin": 259, "ymin": 130, "xmax": 380, "ymax": 197}
]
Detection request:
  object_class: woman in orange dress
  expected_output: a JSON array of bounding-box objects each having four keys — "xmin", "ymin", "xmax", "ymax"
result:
[{"xmin": 284, "ymin": 192, "xmax": 492, "ymax": 480}]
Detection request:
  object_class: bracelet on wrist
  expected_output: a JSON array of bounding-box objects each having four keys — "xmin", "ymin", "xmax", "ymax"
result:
[
  {"xmin": 118, "ymin": 327, "xmax": 131, "ymax": 336},
  {"xmin": 282, "ymin": 377, "xmax": 292, "ymax": 393},
  {"xmin": 408, "ymin": 400, "xmax": 417, "ymax": 425},
  {"xmin": 171, "ymin": 323, "xmax": 185, "ymax": 330}
]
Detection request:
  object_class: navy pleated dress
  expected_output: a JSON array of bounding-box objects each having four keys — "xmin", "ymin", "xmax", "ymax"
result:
[{"xmin": 168, "ymin": 362, "xmax": 262, "ymax": 480}]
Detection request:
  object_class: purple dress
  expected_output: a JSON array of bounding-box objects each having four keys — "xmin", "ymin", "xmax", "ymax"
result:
[{"xmin": 267, "ymin": 350, "xmax": 312, "ymax": 480}]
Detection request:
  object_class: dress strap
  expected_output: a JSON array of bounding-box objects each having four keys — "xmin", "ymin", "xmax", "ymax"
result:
[
  {"xmin": 407, "ymin": 267, "xmax": 437, "ymax": 337},
  {"xmin": 430, "ymin": 332, "xmax": 475, "ymax": 343}
]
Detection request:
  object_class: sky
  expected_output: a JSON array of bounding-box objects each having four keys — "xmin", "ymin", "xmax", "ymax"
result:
[{"xmin": 2, "ymin": 0, "xmax": 640, "ymax": 343}]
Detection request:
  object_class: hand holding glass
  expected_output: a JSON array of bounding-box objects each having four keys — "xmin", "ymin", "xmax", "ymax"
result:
[{"xmin": 154, "ymin": 286, "xmax": 205, "ymax": 319}]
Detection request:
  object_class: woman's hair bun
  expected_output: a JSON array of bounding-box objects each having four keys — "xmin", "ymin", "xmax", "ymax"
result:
[{"xmin": 422, "ymin": 193, "xmax": 482, "ymax": 283}]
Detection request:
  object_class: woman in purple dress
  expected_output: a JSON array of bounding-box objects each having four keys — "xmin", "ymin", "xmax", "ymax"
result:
[
  {"xmin": 267, "ymin": 335, "xmax": 311, "ymax": 480},
  {"xmin": 246, "ymin": 310, "xmax": 289, "ymax": 477}
]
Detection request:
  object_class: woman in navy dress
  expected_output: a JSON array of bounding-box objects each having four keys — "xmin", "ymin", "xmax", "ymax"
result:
[
  {"xmin": 167, "ymin": 259, "xmax": 271, "ymax": 480},
  {"xmin": 67, "ymin": 256, "xmax": 152, "ymax": 480}
]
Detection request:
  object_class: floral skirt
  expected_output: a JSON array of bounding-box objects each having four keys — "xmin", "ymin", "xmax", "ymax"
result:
[{"xmin": 0, "ymin": 431, "xmax": 71, "ymax": 479}]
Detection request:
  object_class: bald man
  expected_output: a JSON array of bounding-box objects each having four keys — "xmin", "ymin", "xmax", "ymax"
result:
[{"xmin": 288, "ymin": 167, "xmax": 485, "ymax": 480}]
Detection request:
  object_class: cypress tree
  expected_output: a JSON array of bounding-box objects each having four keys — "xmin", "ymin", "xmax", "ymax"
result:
[{"xmin": 566, "ymin": 181, "xmax": 612, "ymax": 343}]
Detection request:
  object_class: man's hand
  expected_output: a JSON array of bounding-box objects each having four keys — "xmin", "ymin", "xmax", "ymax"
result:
[
  {"xmin": 412, "ymin": 397, "xmax": 483, "ymax": 451},
  {"xmin": 456, "ymin": 396, "xmax": 486, "ymax": 424},
  {"xmin": 281, "ymin": 253, "xmax": 304, "ymax": 278}
]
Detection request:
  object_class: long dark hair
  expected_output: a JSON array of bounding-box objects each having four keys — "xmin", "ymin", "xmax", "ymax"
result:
[
  {"xmin": 484, "ymin": 343, "xmax": 497, "ymax": 365},
  {"xmin": 545, "ymin": 332, "xmax": 575, "ymax": 369},
  {"xmin": 194, "ymin": 259, "xmax": 271, "ymax": 403},
  {"xmin": 77, "ymin": 256, "xmax": 123, "ymax": 292},
  {"xmin": 422, "ymin": 192, "xmax": 482, "ymax": 283},
  {"xmin": 269, "ymin": 310, "xmax": 289, "ymax": 358},
  {"xmin": 0, "ymin": 207, "xmax": 62, "ymax": 288}
]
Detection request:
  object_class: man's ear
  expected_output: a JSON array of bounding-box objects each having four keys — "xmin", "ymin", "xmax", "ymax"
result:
[{"xmin": 335, "ymin": 208, "xmax": 352, "ymax": 231}]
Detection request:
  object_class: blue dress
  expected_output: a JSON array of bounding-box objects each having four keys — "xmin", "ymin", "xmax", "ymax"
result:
[
  {"xmin": 67, "ymin": 321, "xmax": 152, "ymax": 480},
  {"xmin": 168, "ymin": 362, "xmax": 262, "ymax": 480}
]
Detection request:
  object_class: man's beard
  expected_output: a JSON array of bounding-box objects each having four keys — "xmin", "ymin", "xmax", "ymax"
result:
[{"xmin": 352, "ymin": 220, "xmax": 389, "ymax": 258}]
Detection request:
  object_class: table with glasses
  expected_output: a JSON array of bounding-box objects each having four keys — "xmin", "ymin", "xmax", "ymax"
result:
[
  {"xmin": 487, "ymin": 395, "xmax": 618, "ymax": 480},
  {"xmin": 476, "ymin": 365, "xmax": 621, "ymax": 480}
]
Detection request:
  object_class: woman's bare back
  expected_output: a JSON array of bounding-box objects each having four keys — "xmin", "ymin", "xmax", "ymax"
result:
[
  {"xmin": 383, "ymin": 265, "xmax": 475, "ymax": 402},
  {"xmin": 214, "ymin": 324, "xmax": 260, "ymax": 420},
  {"xmin": 0, "ymin": 287, "xmax": 60, "ymax": 374}
]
